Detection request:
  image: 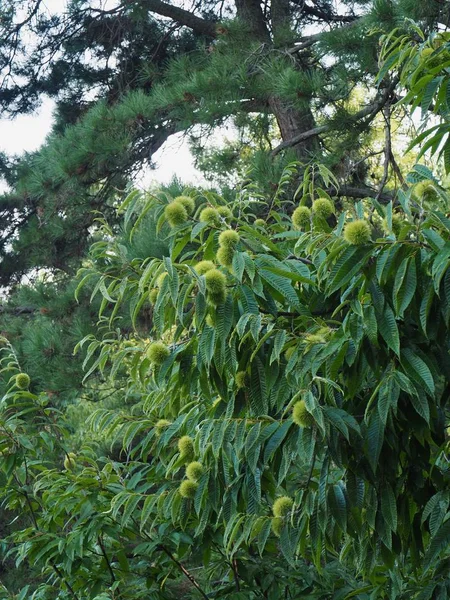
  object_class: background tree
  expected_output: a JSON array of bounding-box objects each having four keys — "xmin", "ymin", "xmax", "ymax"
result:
[{"xmin": 0, "ymin": 0, "xmax": 447, "ymax": 285}]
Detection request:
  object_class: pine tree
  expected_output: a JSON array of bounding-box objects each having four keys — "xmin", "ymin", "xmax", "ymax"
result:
[{"xmin": 0, "ymin": 0, "xmax": 447, "ymax": 283}]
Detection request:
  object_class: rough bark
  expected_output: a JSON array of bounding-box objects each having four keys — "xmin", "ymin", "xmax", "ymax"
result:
[
  {"xmin": 271, "ymin": 0, "xmax": 291, "ymax": 42},
  {"xmin": 268, "ymin": 96, "xmax": 320, "ymax": 160},
  {"xmin": 271, "ymin": 77, "xmax": 400, "ymax": 157},
  {"xmin": 232, "ymin": 0, "xmax": 319, "ymax": 159},
  {"xmin": 234, "ymin": 0, "xmax": 271, "ymax": 42}
]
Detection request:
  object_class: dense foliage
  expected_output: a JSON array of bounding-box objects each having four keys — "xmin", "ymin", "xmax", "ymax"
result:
[
  {"xmin": 1, "ymin": 156, "xmax": 450, "ymax": 598},
  {"xmin": 0, "ymin": 0, "xmax": 446, "ymax": 284},
  {"xmin": 1, "ymin": 6, "xmax": 450, "ymax": 600}
]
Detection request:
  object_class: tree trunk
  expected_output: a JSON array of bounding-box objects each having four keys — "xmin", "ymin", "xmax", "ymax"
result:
[
  {"xmin": 234, "ymin": 0, "xmax": 271, "ymax": 42},
  {"xmin": 268, "ymin": 96, "xmax": 319, "ymax": 160},
  {"xmin": 234, "ymin": 0, "xmax": 319, "ymax": 160}
]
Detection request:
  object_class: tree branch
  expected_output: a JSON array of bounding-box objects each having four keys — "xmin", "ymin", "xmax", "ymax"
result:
[
  {"xmin": 331, "ymin": 185, "xmax": 393, "ymax": 203},
  {"xmin": 389, "ymin": 150, "xmax": 406, "ymax": 188},
  {"xmin": 271, "ymin": 125, "xmax": 328, "ymax": 155},
  {"xmin": 158, "ymin": 545, "xmax": 209, "ymax": 600},
  {"xmin": 98, "ymin": 536, "xmax": 116, "ymax": 585},
  {"xmin": 288, "ymin": 18, "xmax": 361, "ymax": 53},
  {"xmin": 376, "ymin": 104, "xmax": 392, "ymax": 200},
  {"xmin": 271, "ymin": 78, "xmax": 399, "ymax": 156},
  {"xmin": 140, "ymin": 0, "xmax": 217, "ymax": 37},
  {"xmin": 291, "ymin": 0, "xmax": 358, "ymax": 23}
]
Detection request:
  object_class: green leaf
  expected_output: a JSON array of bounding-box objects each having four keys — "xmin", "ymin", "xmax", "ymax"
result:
[
  {"xmin": 249, "ymin": 357, "xmax": 268, "ymax": 415},
  {"xmin": 270, "ymin": 330, "xmax": 287, "ymax": 364},
  {"xmin": 393, "ymin": 256, "xmax": 417, "ymax": 318},
  {"xmin": 263, "ymin": 420, "xmax": 292, "ymax": 463},
  {"xmin": 329, "ymin": 484, "xmax": 347, "ymax": 531},
  {"xmin": 377, "ymin": 375, "xmax": 399, "ymax": 424},
  {"xmin": 259, "ymin": 269, "xmax": 301, "ymax": 310},
  {"xmin": 421, "ymin": 76, "xmax": 443, "ymax": 117},
  {"xmin": 401, "ymin": 348, "xmax": 435, "ymax": 397},
  {"xmin": 377, "ymin": 303, "xmax": 400, "ymax": 356},
  {"xmin": 326, "ymin": 247, "xmax": 371, "ymax": 297},
  {"xmin": 232, "ymin": 251, "xmax": 246, "ymax": 282},
  {"xmin": 409, "ymin": 389, "xmax": 430, "ymax": 423},
  {"xmin": 381, "ymin": 483, "xmax": 397, "ymax": 532},
  {"xmin": 424, "ymin": 517, "xmax": 450, "ymax": 571},
  {"xmin": 256, "ymin": 518, "xmax": 272, "ymax": 555},
  {"xmin": 366, "ymin": 412, "xmax": 385, "ymax": 474},
  {"xmin": 420, "ymin": 282, "xmax": 435, "ymax": 335},
  {"xmin": 198, "ymin": 326, "xmax": 216, "ymax": 368}
]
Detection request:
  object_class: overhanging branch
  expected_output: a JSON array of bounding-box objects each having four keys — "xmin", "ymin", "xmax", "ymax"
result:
[
  {"xmin": 288, "ymin": 18, "xmax": 361, "ymax": 53},
  {"xmin": 332, "ymin": 185, "xmax": 393, "ymax": 203},
  {"xmin": 141, "ymin": 0, "xmax": 217, "ymax": 37},
  {"xmin": 291, "ymin": 0, "xmax": 358, "ymax": 23},
  {"xmin": 271, "ymin": 78, "xmax": 400, "ymax": 156}
]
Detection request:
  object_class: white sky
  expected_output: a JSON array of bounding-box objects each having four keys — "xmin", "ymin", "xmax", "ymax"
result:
[
  {"xmin": 0, "ymin": 0, "xmax": 208, "ymax": 191},
  {"xmin": 0, "ymin": 0, "xmax": 355, "ymax": 191},
  {"xmin": 0, "ymin": 97, "xmax": 207, "ymax": 191}
]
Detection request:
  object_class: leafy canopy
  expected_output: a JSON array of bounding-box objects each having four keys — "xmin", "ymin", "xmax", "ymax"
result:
[{"xmin": 1, "ymin": 157, "xmax": 450, "ymax": 598}]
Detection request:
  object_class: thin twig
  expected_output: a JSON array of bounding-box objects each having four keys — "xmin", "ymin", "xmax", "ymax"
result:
[
  {"xmin": 158, "ymin": 545, "xmax": 209, "ymax": 599},
  {"xmin": 98, "ymin": 535, "xmax": 116, "ymax": 584},
  {"xmin": 232, "ymin": 559, "xmax": 240, "ymax": 591},
  {"xmin": 389, "ymin": 150, "xmax": 406, "ymax": 188},
  {"xmin": 376, "ymin": 104, "xmax": 391, "ymax": 201}
]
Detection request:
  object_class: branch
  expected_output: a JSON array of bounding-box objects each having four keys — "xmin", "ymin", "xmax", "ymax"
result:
[
  {"xmin": 288, "ymin": 19, "xmax": 360, "ymax": 53},
  {"xmin": 140, "ymin": 0, "xmax": 217, "ymax": 37},
  {"xmin": 271, "ymin": 125, "xmax": 328, "ymax": 156},
  {"xmin": 331, "ymin": 185, "xmax": 393, "ymax": 203},
  {"xmin": 0, "ymin": 305, "xmax": 37, "ymax": 315},
  {"xmin": 291, "ymin": 0, "xmax": 358, "ymax": 23},
  {"xmin": 4, "ymin": 0, "xmax": 43, "ymax": 40},
  {"xmin": 389, "ymin": 150, "xmax": 406, "ymax": 188},
  {"xmin": 376, "ymin": 104, "xmax": 392, "ymax": 200},
  {"xmin": 271, "ymin": 78, "xmax": 399, "ymax": 156},
  {"xmin": 98, "ymin": 536, "xmax": 116, "ymax": 585},
  {"xmin": 158, "ymin": 545, "xmax": 209, "ymax": 600}
]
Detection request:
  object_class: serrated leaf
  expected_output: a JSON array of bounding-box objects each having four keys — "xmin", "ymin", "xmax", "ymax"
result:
[
  {"xmin": 326, "ymin": 247, "xmax": 371, "ymax": 297},
  {"xmin": 377, "ymin": 303, "xmax": 400, "ymax": 356},
  {"xmin": 328, "ymin": 486, "xmax": 346, "ymax": 532},
  {"xmin": 424, "ymin": 517, "xmax": 450, "ymax": 571},
  {"xmin": 420, "ymin": 282, "xmax": 435, "ymax": 335},
  {"xmin": 394, "ymin": 256, "xmax": 417, "ymax": 317},
  {"xmin": 381, "ymin": 483, "xmax": 397, "ymax": 532},
  {"xmin": 263, "ymin": 420, "xmax": 292, "ymax": 463},
  {"xmin": 259, "ymin": 269, "xmax": 301, "ymax": 310},
  {"xmin": 401, "ymin": 348, "xmax": 435, "ymax": 398},
  {"xmin": 366, "ymin": 412, "xmax": 385, "ymax": 474},
  {"xmin": 249, "ymin": 357, "xmax": 268, "ymax": 415},
  {"xmin": 270, "ymin": 330, "xmax": 287, "ymax": 364}
]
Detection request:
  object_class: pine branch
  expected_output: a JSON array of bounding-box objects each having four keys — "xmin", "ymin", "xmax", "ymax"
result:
[
  {"xmin": 140, "ymin": 0, "xmax": 217, "ymax": 37},
  {"xmin": 291, "ymin": 0, "xmax": 358, "ymax": 23},
  {"xmin": 271, "ymin": 78, "xmax": 399, "ymax": 156},
  {"xmin": 288, "ymin": 19, "xmax": 361, "ymax": 52},
  {"xmin": 0, "ymin": 305, "xmax": 37, "ymax": 315}
]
